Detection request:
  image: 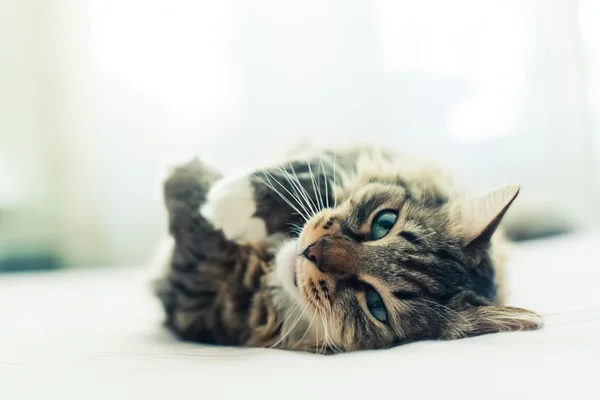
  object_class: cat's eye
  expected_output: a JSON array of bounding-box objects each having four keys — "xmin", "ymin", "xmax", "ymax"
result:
[
  {"xmin": 370, "ymin": 211, "xmax": 398, "ymax": 240},
  {"xmin": 366, "ymin": 289, "xmax": 388, "ymax": 323}
]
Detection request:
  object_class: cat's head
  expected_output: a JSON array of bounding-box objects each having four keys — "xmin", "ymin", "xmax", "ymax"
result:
[{"xmin": 274, "ymin": 159, "xmax": 542, "ymax": 351}]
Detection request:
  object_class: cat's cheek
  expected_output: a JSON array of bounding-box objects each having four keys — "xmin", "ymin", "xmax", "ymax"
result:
[{"xmin": 199, "ymin": 174, "xmax": 267, "ymax": 241}]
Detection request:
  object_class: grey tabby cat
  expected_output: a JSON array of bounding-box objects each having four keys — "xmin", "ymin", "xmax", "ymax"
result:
[{"xmin": 152, "ymin": 147, "xmax": 542, "ymax": 352}]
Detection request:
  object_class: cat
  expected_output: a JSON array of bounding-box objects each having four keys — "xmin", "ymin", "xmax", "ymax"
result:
[{"xmin": 152, "ymin": 147, "xmax": 543, "ymax": 352}]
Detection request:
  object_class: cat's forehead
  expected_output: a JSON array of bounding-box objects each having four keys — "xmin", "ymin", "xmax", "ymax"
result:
[
  {"xmin": 349, "ymin": 182, "xmax": 408, "ymax": 206},
  {"xmin": 339, "ymin": 180, "xmax": 448, "ymax": 230},
  {"xmin": 335, "ymin": 183, "xmax": 406, "ymax": 231}
]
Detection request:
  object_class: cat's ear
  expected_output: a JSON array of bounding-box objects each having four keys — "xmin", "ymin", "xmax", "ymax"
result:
[
  {"xmin": 445, "ymin": 305, "xmax": 543, "ymax": 339},
  {"xmin": 454, "ymin": 185, "xmax": 520, "ymax": 246}
]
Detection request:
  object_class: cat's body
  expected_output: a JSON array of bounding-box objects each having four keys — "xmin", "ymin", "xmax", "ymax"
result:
[{"xmin": 153, "ymin": 147, "xmax": 542, "ymax": 352}]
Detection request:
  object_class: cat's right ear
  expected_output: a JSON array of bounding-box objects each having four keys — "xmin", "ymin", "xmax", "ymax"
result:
[{"xmin": 451, "ymin": 185, "xmax": 520, "ymax": 247}]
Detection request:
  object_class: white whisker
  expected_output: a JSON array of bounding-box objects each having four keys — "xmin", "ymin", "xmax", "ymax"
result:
[
  {"xmin": 259, "ymin": 174, "xmax": 306, "ymax": 220},
  {"xmin": 317, "ymin": 312, "xmax": 327, "ymax": 354},
  {"xmin": 277, "ymin": 166, "xmax": 314, "ymax": 219},
  {"xmin": 321, "ymin": 310, "xmax": 343, "ymax": 354},
  {"xmin": 320, "ymin": 155, "xmax": 330, "ymax": 209},
  {"xmin": 288, "ymin": 222, "xmax": 303, "ymax": 231},
  {"xmin": 292, "ymin": 311, "xmax": 316, "ymax": 350},
  {"xmin": 414, "ymin": 230, "xmax": 437, "ymax": 242},
  {"xmin": 279, "ymin": 165, "xmax": 317, "ymax": 218},
  {"xmin": 261, "ymin": 171, "xmax": 309, "ymax": 222},
  {"xmin": 306, "ymin": 161, "xmax": 323, "ymax": 212},
  {"xmin": 287, "ymin": 224, "xmax": 303, "ymax": 236},
  {"xmin": 288, "ymin": 162, "xmax": 319, "ymax": 217},
  {"xmin": 314, "ymin": 310, "xmax": 320, "ymax": 354},
  {"xmin": 270, "ymin": 301, "xmax": 310, "ymax": 349},
  {"xmin": 332, "ymin": 153, "xmax": 338, "ymax": 208},
  {"xmin": 421, "ymin": 297, "xmax": 468, "ymax": 326},
  {"xmin": 319, "ymin": 312, "xmax": 331, "ymax": 354},
  {"xmin": 315, "ymin": 158, "xmax": 325, "ymax": 210}
]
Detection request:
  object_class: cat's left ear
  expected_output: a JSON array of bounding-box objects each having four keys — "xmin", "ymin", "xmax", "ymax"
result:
[{"xmin": 453, "ymin": 185, "xmax": 520, "ymax": 247}]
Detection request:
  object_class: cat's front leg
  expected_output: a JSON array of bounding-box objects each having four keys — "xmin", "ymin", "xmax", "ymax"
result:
[
  {"xmin": 199, "ymin": 172, "xmax": 270, "ymax": 242},
  {"xmin": 201, "ymin": 156, "xmax": 337, "ymax": 242}
]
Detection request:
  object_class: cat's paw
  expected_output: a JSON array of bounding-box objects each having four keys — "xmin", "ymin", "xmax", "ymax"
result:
[{"xmin": 200, "ymin": 174, "xmax": 267, "ymax": 241}]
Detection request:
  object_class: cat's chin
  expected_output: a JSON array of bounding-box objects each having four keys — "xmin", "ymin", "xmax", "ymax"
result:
[{"xmin": 274, "ymin": 239, "xmax": 304, "ymax": 304}]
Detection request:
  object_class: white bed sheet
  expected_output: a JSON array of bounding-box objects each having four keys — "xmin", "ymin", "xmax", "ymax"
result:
[{"xmin": 1, "ymin": 232, "xmax": 599, "ymax": 399}]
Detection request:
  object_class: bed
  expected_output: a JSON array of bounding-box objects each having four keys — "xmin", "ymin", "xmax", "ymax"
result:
[{"xmin": 1, "ymin": 231, "xmax": 599, "ymax": 399}]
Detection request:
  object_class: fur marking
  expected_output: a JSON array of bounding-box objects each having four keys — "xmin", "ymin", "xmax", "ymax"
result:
[{"xmin": 200, "ymin": 174, "xmax": 267, "ymax": 241}]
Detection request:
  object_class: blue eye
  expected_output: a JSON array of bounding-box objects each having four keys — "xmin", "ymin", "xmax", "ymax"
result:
[
  {"xmin": 366, "ymin": 289, "xmax": 388, "ymax": 323},
  {"xmin": 370, "ymin": 211, "xmax": 398, "ymax": 240}
]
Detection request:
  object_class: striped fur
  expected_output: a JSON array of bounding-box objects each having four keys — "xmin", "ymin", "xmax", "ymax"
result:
[{"xmin": 153, "ymin": 148, "xmax": 542, "ymax": 352}]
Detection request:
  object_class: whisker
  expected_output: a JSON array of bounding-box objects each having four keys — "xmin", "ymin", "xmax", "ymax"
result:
[
  {"xmin": 288, "ymin": 162, "xmax": 319, "ymax": 217},
  {"xmin": 320, "ymin": 155, "xmax": 330, "ymax": 209},
  {"xmin": 260, "ymin": 171, "xmax": 309, "ymax": 222},
  {"xmin": 420, "ymin": 297, "xmax": 468, "ymax": 326},
  {"xmin": 270, "ymin": 301, "xmax": 310, "ymax": 349},
  {"xmin": 314, "ymin": 310, "xmax": 320, "ymax": 354},
  {"xmin": 320, "ymin": 312, "xmax": 332, "ymax": 354},
  {"xmin": 306, "ymin": 161, "xmax": 323, "ymax": 212},
  {"xmin": 288, "ymin": 228, "xmax": 302, "ymax": 236},
  {"xmin": 315, "ymin": 310, "xmax": 327, "ymax": 354},
  {"xmin": 287, "ymin": 222, "xmax": 304, "ymax": 236},
  {"xmin": 271, "ymin": 167, "xmax": 314, "ymax": 219},
  {"xmin": 332, "ymin": 152, "xmax": 338, "ymax": 208},
  {"xmin": 279, "ymin": 165, "xmax": 316, "ymax": 218},
  {"xmin": 315, "ymin": 158, "xmax": 325, "ymax": 210},
  {"xmin": 413, "ymin": 230, "xmax": 437, "ymax": 242},
  {"xmin": 292, "ymin": 311, "xmax": 316, "ymax": 350},
  {"xmin": 270, "ymin": 302, "xmax": 302, "ymax": 346},
  {"xmin": 321, "ymin": 310, "xmax": 343, "ymax": 354},
  {"xmin": 277, "ymin": 165, "xmax": 314, "ymax": 219},
  {"xmin": 418, "ymin": 191, "xmax": 426, "ymax": 223},
  {"xmin": 259, "ymin": 174, "xmax": 305, "ymax": 221},
  {"xmin": 317, "ymin": 312, "xmax": 327, "ymax": 355}
]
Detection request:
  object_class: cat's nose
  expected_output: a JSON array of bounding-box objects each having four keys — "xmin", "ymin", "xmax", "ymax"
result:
[{"xmin": 303, "ymin": 237, "xmax": 325, "ymax": 270}]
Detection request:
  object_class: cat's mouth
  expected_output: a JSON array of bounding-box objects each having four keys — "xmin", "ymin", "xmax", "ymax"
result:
[
  {"xmin": 288, "ymin": 253, "xmax": 300, "ymax": 288},
  {"xmin": 287, "ymin": 251, "xmax": 300, "ymax": 287},
  {"xmin": 274, "ymin": 240, "xmax": 304, "ymax": 297},
  {"xmin": 292, "ymin": 258, "xmax": 299, "ymax": 287}
]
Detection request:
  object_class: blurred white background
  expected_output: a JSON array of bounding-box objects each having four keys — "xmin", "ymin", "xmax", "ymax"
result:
[{"xmin": 1, "ymin": 0, "xmax": 599, "ymax": 268}]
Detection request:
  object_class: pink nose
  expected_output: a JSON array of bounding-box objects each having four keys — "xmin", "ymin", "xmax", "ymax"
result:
[{"xmin": 303, "ymin": 238, "xmax": 324, "ymax": 269}]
